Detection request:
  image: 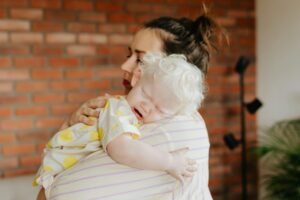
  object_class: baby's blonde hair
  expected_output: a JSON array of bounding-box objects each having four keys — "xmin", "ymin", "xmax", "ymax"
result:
[{"xmin": 139, "ymin": 53, "xmax": 205, "ymax": 114}]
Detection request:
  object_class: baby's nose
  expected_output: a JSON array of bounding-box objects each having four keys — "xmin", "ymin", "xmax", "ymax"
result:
[{"xmin": 140, "ymin": 102, "xmax": 151, "ymax": 113}]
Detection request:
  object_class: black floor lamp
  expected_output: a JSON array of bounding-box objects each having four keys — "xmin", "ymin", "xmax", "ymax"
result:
[{"xmin": 223, "ymin": 56, "xmax": 263, "ymax": 200}]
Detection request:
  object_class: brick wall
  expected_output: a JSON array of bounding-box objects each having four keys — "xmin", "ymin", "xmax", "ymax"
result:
[{"xmin": 0, "ymin": 0, "xmax": 256, "ymax": 199}]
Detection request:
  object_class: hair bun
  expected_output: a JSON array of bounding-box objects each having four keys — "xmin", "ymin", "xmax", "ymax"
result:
[
  {"xmin": 192, "ymin": 14, "xmax": 227, "ymax": 52},
  {"xmin": 192, "ymin": 15, "xmax": 212, "ymax": 42}
]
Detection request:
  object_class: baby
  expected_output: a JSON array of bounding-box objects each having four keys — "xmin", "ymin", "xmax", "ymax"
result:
[{"xmin": 34, "ymin": 53, "xmax": 205, "ymax": 190}]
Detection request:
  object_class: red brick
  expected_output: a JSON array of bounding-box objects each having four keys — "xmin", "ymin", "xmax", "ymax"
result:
[
  {"xmin": 96, "ymin": 46, "xmax": 127, "ymax": 55},
  {"xmin": 51, "ymin": 104, "xmax": 79, "ymax": 115},
  {"xmin": 0, "ymin": 0, "xmax": 28, "ymax": 7},
  {"xmin": 35, "ymin": 117, "xmax": 65, "ymax": 128},
  {"xmin": 78, "ymin": 33, "xmax": 107, "ymax": 44},
  {"xmin": 217, "ymin": 17, "xmax": 236, "ymax": 27},
  {"xmin": 95, "ymin": 2, "xmax": 123, "ymax": 12},
  {"xmin": 67, "ymin": 45, "xmax": 96, "ymax": 55},
  {"xmin": 49, "ymin": 57, "xmax": 79, "ymax": 67},
  {"xmin": 127, "ymin": 24, "xmax": 141, "ymax": 33},
  {"xmin": 32, "ymin": 45, "xmax": 64, "ymax": 55},
  {"xmin": 63, "ymin": 0, "xmax": 93, "ymax": 11},
  {"xmin": 33, "ymin": 93, "xmax": 65, "ymax": 104},
  {"xmin": 20, "ymin": 155, "xmax": 42, "ymax": 166},
  {"xmin": 0, "ymin": 32, "xmax": 8, "ymax": 42},
  {"xmin": 0, "ymin": 19, "xmax": 30, "ymax": 31},
  {"xmin": 0, "ymin": 82, "xmax": 13, "ymax": 92},
  {"xmin": 46, "ymin": 33, "xmax": 76, "ymax": 43},
  {"xmin": 98, "ymin": 24, "xmax": 126, "ymax": 33},
  {"xmin": 15, "ymin": 106, "xmax": 48, "ymax": 116},
  {"xmin": 228, "ymin": 10, "xmax": 254, "ymax": 18},
  {"xmin": 0, "ymin": 69, "xmax": 29, "ymax": 80},
  {"xmin": 31, "ymin": 0, "xmax": 62, "ymax": 9},
  {"xmin": 136, "ymin": 14, "xmax": 159, "ymax": 24},
  {"xmin": 83, "ymin": 57, "xmax": 109, "ymax": 67},
  {"xmin": 0, "ymin": 95, "xmax": 28, "ymax": 104},
  {"xmin": 16, "ymin": 81, "xmax": 48, "ymax": 92},
  {"xmin": 45, "ymin": 10, "xmax": 76, "ymax": 21},
  {"xmin": 17, "ymin": 131, "xmax": 52, "ymax": 142},
  {"xmin": 0, "ymin": 57, "xmax": 12, "ymax": 67},
  {"xmin": 10, "ymin": 8, "xmax": 43, "ymax": 20},
  {"xmin": 0, "ymin": 158, "xmax": 18, "ymax": 169},
  {"xmin": 211, "ymin": 165, "xmax": 231, "ymax": 177},
  {"xmin": 15, "ymin": 57, "xmax": 45, "ymax": 68},
  {"xmin": 32, "ymin": 21, "xmax": 64, "ymax": 32},
  {"xmin": 67, "ymin": 92, "xmax": 97, "ymax": 103},
  {"xmin": 126, "ymin": 3, "xmax": 150, "ymax": 13},
  {"xmin": 177, "ymin": 6, "xmax": 201, "ymax": 17},
  {"xmin": 0, "ymin": 133, "xmax": 15, "ymax": 143},
  {"xmin": 237, "ymin": 18, "xmax": 255, "ymax": 28},
  {"xmin": 151, "ymin": 5, "xmax": 176, "ymax": 15},
  {"xmin": 79, "ymin": 13, "xmax": 106, "ymax": 22},
  {"xmin": 67, "ymin": 22, "xmax": 96, "ymax": 33},
  {"xmin": 0, "ymin": 9, "xmax": 6, "ymax": 18},
  {"xmin": 0, "ymin": 45, "xmax": 29, "ymax": 54},
  {"xmin": 0, "ymin": 120, "xmax": 33, "ymax": 130},
  {"xmin": 108, "ymin": 14, "xmax": 135, "ymax": 23},
  {"xmin": 4, "ymin": 168, "xmax": 37, "ymax": 178},
  {"xmin": 94, "ymin": 68, "xmax": 123, "ymax": 78},
  {"xmin": 31, "ymin": 69, "xmax": 63, "ymax": 79},
  {"xmin": 108, "ymin": 34, "xmax": 132, "ymax": 45},
  {"xmin": 11, "ymin": 33, "xmax": 43, "ymax": 43},
  {"xmin": 83, "ymin": 80, "xmax": 110, "ymax": 90},
  {"xmin": 51, "ymin": 81, "xmax": 81, "ymax": 90},
  {"xmin": 65, "ymin": 69, "xmax": 93, "ymax": 79}
]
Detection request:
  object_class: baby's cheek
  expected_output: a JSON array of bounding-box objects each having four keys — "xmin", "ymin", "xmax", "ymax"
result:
[{"xmin": 147, "ymin": 113, "xmax": 163, "ymax": 123}]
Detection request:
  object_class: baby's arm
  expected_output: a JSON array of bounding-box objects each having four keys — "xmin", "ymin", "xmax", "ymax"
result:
[{"xmin": 106, "ymin": 133, "xmax": 197, "ymax": 182}]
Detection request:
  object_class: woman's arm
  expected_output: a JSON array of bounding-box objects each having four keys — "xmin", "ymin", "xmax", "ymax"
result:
[{"xmin": 107, "ymin": 133, "xmax": 197, "ymax": 182}]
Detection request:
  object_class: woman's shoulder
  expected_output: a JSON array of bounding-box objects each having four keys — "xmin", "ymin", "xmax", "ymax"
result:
[{"xmin": 143, "ymin": 112, "xmax": 206, "ymax": 131}]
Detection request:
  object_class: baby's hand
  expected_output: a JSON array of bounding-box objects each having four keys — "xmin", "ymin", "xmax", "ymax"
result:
[{"xmin": 166, "ymin": 147, "xmax": 197, "ymax": 183}]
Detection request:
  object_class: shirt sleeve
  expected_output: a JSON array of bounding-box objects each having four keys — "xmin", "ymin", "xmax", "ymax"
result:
[{"xmin": 99, "ymin": 97, "xmax": 141, "ymax": 151}]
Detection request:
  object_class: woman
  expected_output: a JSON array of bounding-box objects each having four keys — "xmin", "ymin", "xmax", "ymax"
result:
[{"xmin": 37, "ymin": 9, "xmax": 225, "ymax": 200}]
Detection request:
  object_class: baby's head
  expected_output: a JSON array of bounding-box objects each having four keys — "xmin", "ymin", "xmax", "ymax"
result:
[{"xmin": 127, "ymin": 53, "xmax": 205, "ymax": 123}]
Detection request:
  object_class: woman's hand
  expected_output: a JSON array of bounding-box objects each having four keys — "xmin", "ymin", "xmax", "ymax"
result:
[
  {"xmin": 166, "ymin": 148, "xmax": 197, "ymax": 183},
  {"xmin": 65, "ymin": 96, "xmax": 107, "ymax": 127}
]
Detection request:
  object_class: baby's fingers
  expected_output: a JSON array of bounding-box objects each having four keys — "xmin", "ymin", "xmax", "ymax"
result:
[
  {"xmin": 187, "ymin": 164, "xmax": 198, "ymax": 171},
  {"xmin": 187, "ymin": 158, "xmax": 196, "ymax": 165},
  {"xmin": 183, "ymin": 170, "xmax": 195, "ymax": 177}
]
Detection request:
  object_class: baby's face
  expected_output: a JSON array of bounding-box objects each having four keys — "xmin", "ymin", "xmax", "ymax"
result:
[{"xmin": 126, "ymin": 75, "xmax": 180, "ymax": 123}]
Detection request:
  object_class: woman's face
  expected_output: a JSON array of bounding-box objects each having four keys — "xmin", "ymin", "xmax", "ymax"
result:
[{"xmin": 121, "ymin": 28, "xmax": 163, "ymax": 91}]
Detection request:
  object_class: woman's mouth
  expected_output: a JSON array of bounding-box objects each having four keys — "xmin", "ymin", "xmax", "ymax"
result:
[{"xmin": 123, "ymin": 79, "xmax": 132, "ymax": 88}]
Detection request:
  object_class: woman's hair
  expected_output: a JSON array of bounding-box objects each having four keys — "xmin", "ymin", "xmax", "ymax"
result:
[
  {"xmin": 144, "ymin": 7, "xmax": 227, "ymax": 74},
  {"xmin": 140, "ymin": 53, "xmax": 204, "ymax": 114}
]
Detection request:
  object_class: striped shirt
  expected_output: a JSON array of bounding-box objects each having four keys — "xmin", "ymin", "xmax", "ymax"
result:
[{"xmin": 47, "ymin": 113, "xmax": 212, "ymax": 200}]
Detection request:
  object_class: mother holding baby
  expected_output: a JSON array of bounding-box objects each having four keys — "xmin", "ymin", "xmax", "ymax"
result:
[{"xmin": 37, "ymin": 8, "xmax": 226, "ymax": 200}]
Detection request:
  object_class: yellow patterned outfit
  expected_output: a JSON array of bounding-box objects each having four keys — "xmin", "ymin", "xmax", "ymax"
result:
[{"xmin": 34, "ymin": 96, "xmax": 140, "ymax": 189}]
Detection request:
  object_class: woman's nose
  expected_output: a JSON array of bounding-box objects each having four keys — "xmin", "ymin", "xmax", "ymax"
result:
[{"xmin": 121, "ymin": 56, "xmax": 136, "ymax": 73}]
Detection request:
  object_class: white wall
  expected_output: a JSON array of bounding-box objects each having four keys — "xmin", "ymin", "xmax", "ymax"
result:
[
  {"xmin": 256, "ymin": 0, "xmax": 300, "ymax": 199},
  {"xmin": 257, "ymin": 0, "xmax": 300, "ymax": 128}
]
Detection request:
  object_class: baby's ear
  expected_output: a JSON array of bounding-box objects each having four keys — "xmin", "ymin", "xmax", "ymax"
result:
[{"xmin": 131, "ymin": 67, "xmax": 142, "ymax": 87}]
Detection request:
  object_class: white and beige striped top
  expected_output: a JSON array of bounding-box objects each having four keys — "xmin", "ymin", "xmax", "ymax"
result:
[{"xmin": 47, "ymin": 113, "xmax": 212, "ymax": 200}]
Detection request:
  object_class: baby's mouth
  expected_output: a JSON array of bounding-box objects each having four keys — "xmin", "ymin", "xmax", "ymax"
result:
[{"xmin": 133, "ymin": 108, "xmax": 143, "ymax": 120}]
